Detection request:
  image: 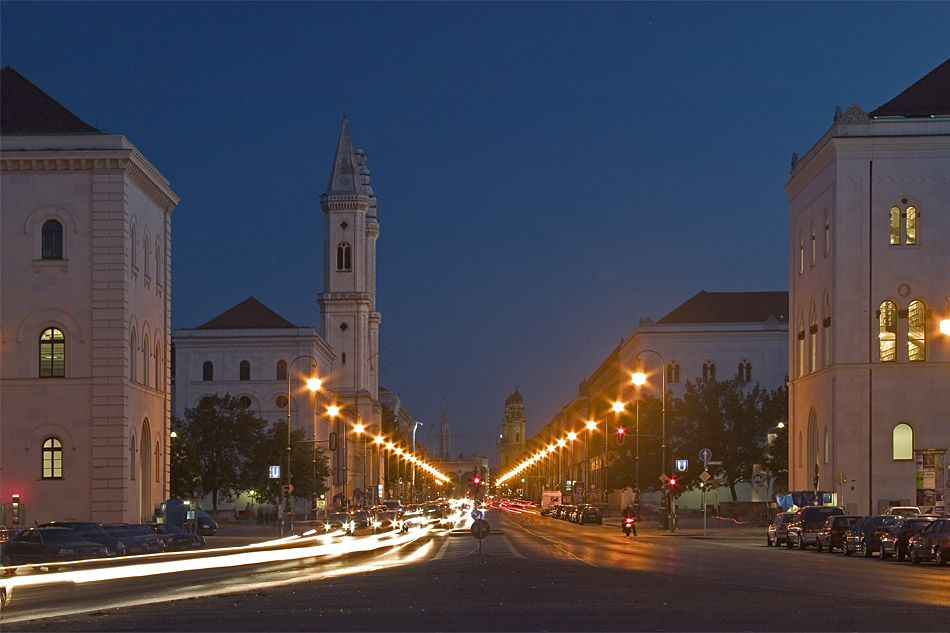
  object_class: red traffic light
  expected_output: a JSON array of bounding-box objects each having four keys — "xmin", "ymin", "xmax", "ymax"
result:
[
  {"xmin": 616, "ymin": 427, "xmax": 625, "ymax": 435},
  {"xmin": 473, "ymin": 476, "xmax": 481, "ymax": 485},
  {"xmin": 668, "ymin": 477, "xmax": 677, "ymax": 487}
]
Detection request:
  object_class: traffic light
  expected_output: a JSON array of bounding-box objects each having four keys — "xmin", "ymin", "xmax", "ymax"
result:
[
  {"xmin": 328, "ymin": 432, "xmax": 338, "ymax": 451},
  {"xmin": 473, "ymin": 476, "xmax": 481, "ymax": 485},
  {"xmin": 668, "ymin": 477, "xmax": 677, "ymax": 487},
  {"xmin": 11, "ymin": 493, "xmax": 20, "ymax": 525},
  {"xmin": 616, "ymin": 426, "xmax": 625, "ymax": 445}
]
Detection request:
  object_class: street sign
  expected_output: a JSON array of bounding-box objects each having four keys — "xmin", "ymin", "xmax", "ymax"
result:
[
  {"xmin": 471, "ymin": 518, "xmax": 490, "ymax": 540},
  {"xmin": 659, "ymin": 474, "xmax": 669, "ymax": 483},
  {"xmin": 699, "ymin": 471, "xmax": 712, "ymax": 483},
  {"xmin": 699, "ymin": 448, "xmax": 712, "ymax": 462},
  {"xmin": 269, "ymin": 465, "xmax": 280, "ymax": 479},
  {"xmin": 675, "ymin": 459, "xmax": 688, "ymax": 472},
  {"xmin": 707, "ymin": 460, "xmax": 723, "ymax": 466},
  {"xmin": 751, "ymin": 473, "xmax": 766, "ymax": 486}
]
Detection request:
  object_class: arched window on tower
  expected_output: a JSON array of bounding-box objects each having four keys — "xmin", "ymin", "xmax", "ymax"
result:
[
  {"xmin": 336, "ymin": 243, "xmax": 352, "ymax": 271},
  {"xmin": 737, "ymin": 361, "xmax": 752, "ymax": 383},
  {"xmin": 890, "ymin": 203, "xmax": 919, "ymax": 246},
  {"xmin": 878, "ymin": 301, "xmax": 897, "ymax": 362},
  {"xmin": 240, "ymin": 360, "xmax": 250, "ymax": 380},
  {"xmin": 277, "ymin": 360, "xmax": 287, "ymax": 380},
  {"xmin": 42, "ymin": 437, "xmax": 63, "ymax": 479},
  {"xmin": 42, "ymin": 220, "xmax": 64, "ymax": 259},
  {"xmin": 143, "ymin": 333, "xmax": 150, "ymax": 386},
  {"xmin": 129, "ymin": 328, "xmax": 137, "ymax": 382},
  {"xmin": 893, "ymin": 423, "xmax": 913, "ymax": 460},
  {"xmin": 666, "ymin": 362, "xmax": 681, "ymax": 384},
  {"xmin": 809, "ymin": 308, "xmax": 818, "ymax": 373},
  {"xmin": 702, "ymin": 361, "xmax": 716, "ymax": 382},
  {"xmin": 202, "ymin": 361, "xmax": 214, "ymax": 381},
  {"xmin": 907, "ymin": 300, "xmax": 927, "ymax": 361}
]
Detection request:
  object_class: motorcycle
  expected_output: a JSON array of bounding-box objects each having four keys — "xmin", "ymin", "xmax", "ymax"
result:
[{"xmin": 622, "ymin": 517, "xmax": 636, "ymax": 536}]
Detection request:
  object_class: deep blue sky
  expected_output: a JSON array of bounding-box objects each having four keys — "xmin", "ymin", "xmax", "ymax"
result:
[{"xmin": 4, "ymin": 2, "xmax": 948, "ymax": 461}]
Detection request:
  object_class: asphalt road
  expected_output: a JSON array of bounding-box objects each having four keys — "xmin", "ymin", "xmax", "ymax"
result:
[{"xmin": 2, "ymin": 510, "xmax": 948, "ymax": 632}]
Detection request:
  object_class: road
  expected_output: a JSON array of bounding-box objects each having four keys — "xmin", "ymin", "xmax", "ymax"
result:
[{"xmin": 2, "ymin": 509, "xmax": 948, "ymax": 631}]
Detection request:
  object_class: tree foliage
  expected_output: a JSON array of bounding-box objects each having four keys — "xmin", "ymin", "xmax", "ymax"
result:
[{"xmin": 245, "ymin": 419, "xmax": 331, "ymax": 506}]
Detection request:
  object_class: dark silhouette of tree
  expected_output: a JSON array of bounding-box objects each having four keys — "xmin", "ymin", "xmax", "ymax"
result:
[{"xmin": 246, "ymin": 420, "xmax": 332, "ymax": 506}]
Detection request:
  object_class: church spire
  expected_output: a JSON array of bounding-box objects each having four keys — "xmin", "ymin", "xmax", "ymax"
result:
[{"xmin": 326, "ymin": 116, "xmax": 363, "ymax": 195}]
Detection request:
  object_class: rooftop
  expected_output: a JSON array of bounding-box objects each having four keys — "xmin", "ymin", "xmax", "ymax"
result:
[
  {"xmin": 1, "ymin": 66, "xmax": 100, "ymax": 135},
  {"xmin": 196, "ymin": 297, "xmax": 297, "ymax": 330},
  {"xmin": 870, "ymin": 58, "xmax": 950, "ymax": 118},
  {"xmin": 656, "ymin": 291, "xmax": 788, "ymax": 325}
]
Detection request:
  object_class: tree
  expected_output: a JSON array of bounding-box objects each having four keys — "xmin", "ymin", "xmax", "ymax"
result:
[
  {"xmin": 246, "ymin": 419, "xmax": 331, "ymax": 506},
  {"xmin": 674, "ymin": 379, "xmax": 787, "ymax": 501},
  {"xmin": 762, "ymin": 384, "xmax": 789, "ymax": 494},
  {"xmin": 173, "ymin": 394, "xmax": 267, "ymax": 509}
]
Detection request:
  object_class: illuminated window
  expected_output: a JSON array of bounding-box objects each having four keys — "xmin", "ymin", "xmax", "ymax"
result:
[
  {"xmin": 240, "ymin": 360, "xmax": 250, "ymax": 380},
  {"xmin": 277, "ymin": 360, "xmax": 287, "ymax": 380},
  {"xmin": 906, "ymin": 206, "xmax": 917, "ymax": 245},
  {"xmin": 907, "ymin": 300, "xmax": 926, "ymax": 361},
  {"xmin": 890, "ymin": 202, "xmax": 919, "ymax": 246},
  {"xmin": 878, "ymin": 301, "xmax": 897, "ymax": 362},
  {"xmin": 889, "ymin": 206, "xmax": 901, "ymax": 245},
  {"xmin": 202, "ymin": 361, "xmax": 214, "ymax": 381},
  {"xmin": 892, "ymin": 423, "xmax": 913, "ymax": 460},
  {"xmin": 42, "ymin": 437, "xmax": 63, "ymax": 479},
  {"xmin": 39, "ymin": 327, "xmax": 65, "ymax": 378},
  {"xmin": 42, "ymin": 220, "xmax": 64, "ymax": 259},
  {"xmin": 336, "ymin": 243, "xmax": 352, "ymax": 271}
]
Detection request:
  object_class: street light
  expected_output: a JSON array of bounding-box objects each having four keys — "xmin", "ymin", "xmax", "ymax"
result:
[
  {"xmin": 354, "ymin": 422, "xmax": 380, "ymax": 508},
  {"xmin": 285, "ymin": 356, "xmax": 322, "ymax": 536},
  {"xmin": 584, "ymin": 421, "xmax": 596, "ymax": 502},
  {"xmin": 606, "ymin": 401, "xmax": 624, "ymax": 504},
  {"xmin": 632, "ymin": 348, "xmax": 672, "ymax": 532},
  {"xmin": 629, "ymin": 374, "xmax": 644, "ymax": 507},
  {"xmin": 567, "ymin": 431, "xmax": 577, "ymax": 501}
]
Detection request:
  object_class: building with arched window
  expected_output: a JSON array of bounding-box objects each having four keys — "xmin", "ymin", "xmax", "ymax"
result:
[
  {"xmin": 786, "ymin": 59, "xmax": 950, "ymax": 515},
  {"xmin": 0, "ymin": 67, "xmax": 179, "ymax": 524}
]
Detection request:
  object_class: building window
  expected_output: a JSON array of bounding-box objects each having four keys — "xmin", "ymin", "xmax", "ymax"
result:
[
  {"xmin": 810, "ymin": 223, "xmax": 816, "ymax": 267},
  {"xmin": 277, "ymin": 360, "xmax": 287, "ymax": 381},
  {"xmin": 144, "ymin": 235, "xmax": 150, "ymax": 277},
  {"xmin": 666, "ymin": 362, "xmax": 680, "ymax": 384},
  {"xmin": 702, "ymin": 361, "xmax": 716, "ymax": 382},
  {"xmin": 824, "ymin": 215, "xmax": 830, "ymax": 257},
  {"xmin": 42, "ymin": 437, "xmax": 63, "ymax": 479},
  {"xmin": 809, "ymin": 311, "xmax": 818, "ymax": 373},
  {"xmin": 42, "ymin": 220, "xmax": 64, "ymax": 259},
  {"xmin": 799, "ymin": 237, "xmax": 804, "ymax": 274},
  {"xmin": 341, "ymin": 352, "xmax": 346, "ymax": 365},
  {"xmin": 238, "ymin": 396, "xmax": 252, "ymax": 408},
  {"xmin": 202, "ymin": 361, "xmax": 214, "ymax": 381},
  {"xmin": 797, "ymin": 324, "xmax": 805, "ymax": 378},
  {"xmin": 39, "ymin": 327, "xmax": 65, "ymax": 378},
  {"xmin": 878, "ymin": 301, "xmax": 897, "ymax": 362},
  {"xmin": 130, "ymin": 434, "xmax": 136, "ymax": 481},
  {"xmin": 737, "ymin": 362, "xmax": 751, "ymax": 383},
  {"xmin": 336, "ymin": 243, "xmax": 352, "ymax": 271},
  {"xmin": 893, "ymin": 423, "xmax": 913, "ymax": 460},
  {"xmin": 890, "ymin": 203, "xmax": 919, "ymax": 246},
  {"xmin": 907, "ymin": 300, "xmax": 926, "ymax": 362},
  {"xmin": 143, "ymin": 333, "xmax": 150, "ymax": 386},
  {"xmin": 155, "ymin": 342, "xmax": 162, "ymax": 389},
  {"xmin": 823, "ymin": 427, "xmax": 829, "ymax": 464},
  {"xmin": 155, "ymin": 244, "xmax": 163, "ymax": 285},
  {"xmin": 822, "ymin": 298, "xmax": 831, "ymax": 368},
  {"xmin": 240, "ymin": 360, "xmax": 250, "ymax": 381},
  {"xmin": 130, "ymin": 328, "xmax": 137, "ymax": 382},
  {"xmin": 155, "ymin": 441, "xmax": 161, "ymax": 482},
  {"xmin": 131, "ymin": 224, "xmax": 137, "ymax": 268},
  {"xmin": 275, "ymin": 395, "xmax": 288, "ymax": 409}
]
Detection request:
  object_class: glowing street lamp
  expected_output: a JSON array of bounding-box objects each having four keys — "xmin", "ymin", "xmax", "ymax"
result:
[{"xmin": 633, "ymin": 349, "xmax": 673, "ymax": 532}]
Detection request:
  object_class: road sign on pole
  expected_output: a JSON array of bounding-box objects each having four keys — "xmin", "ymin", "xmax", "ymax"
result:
[
  {"xmin": 699, "ymin": 448, "xmax": 712, "ymax": 462},
  {"xmin": 269, "ymin": 465, "xmax": 280, "ymax": 479},
  {"xmin": 675, "ymin": 459, "xmax": 688, "ymax": 472}
]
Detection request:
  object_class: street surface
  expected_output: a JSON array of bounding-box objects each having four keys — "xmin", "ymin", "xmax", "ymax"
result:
[{"xmin": 2, "ymin": 508, "xmax": 948, "ymax": 631}]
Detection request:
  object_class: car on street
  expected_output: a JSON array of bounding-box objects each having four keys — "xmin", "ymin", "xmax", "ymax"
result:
[
  {"xmin": 883, "ymin": 506, "xmax": 921, "ymax": 517},
  {"xmin": 0, "ymin": 526, "xmax": 108, "ymax": 572},
  {"xmin": 908, "ymin": 518, "xmax": 950, "ymax": 565},
  {"xmin": 815, "ymin": 515, "xmax": 859, "ymax": 553},
  {"xmin": 39, "ymin": 521, "xmax": 126, "ymax": 556},
  {"xmin": 879, "ymin": 517, "xmax": 937, "ymax": 561},
  {"xmin": 100, "ymin": 524, "xmax": 156, "ymax": 555},
  {"xmin": 786, "ymin": 506, "xmax": 845, "ymax": 549},
  {"xmin": 326, "ymin": 512, "xmax": 355, "ymax": 535},
  {"xmin": 557, "ymin": 505, "xmax": 576, "ymax": 521},
  {"xmin": 145, "ymin": 522, "xmax": 206, "ymax": 551},
  {"xmin": 352, "ymin": 510, "xmax": 370, "ymax": 530},
  {"xmin": 767, "ymin": 512, "xmax": 797, "ymax": 547},
  {"xmin": 842, "ymin": 515, "xmax": 899, "ymax": 557},
  {"xmin": 373, "ymin": 511, "xmax": 399, "ymax": 533},
  {"xmin": 576, "ymin": 505, "xmax": 603, "ymax": 525}
]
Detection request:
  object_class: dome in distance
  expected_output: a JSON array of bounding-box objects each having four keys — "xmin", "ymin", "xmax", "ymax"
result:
[{"xmin": 505, "ymin": 388, "xmax": 523, "ymax": 406}]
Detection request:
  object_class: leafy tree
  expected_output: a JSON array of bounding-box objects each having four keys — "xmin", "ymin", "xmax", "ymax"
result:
[
  {"xmin": 169, "ymin": 416, "xmax": 200, "ymax": 499},
  {"xmin": 674, "ymin": 378, "xmax": 787, "ymax": 501},
  {"xmin": 607, "ymin": 393, "xmax": 665, "ymax": 493},
  {"xmin": 246, "ymin": 420, "xmax": 331, "ymax": 506},
  {"xmin": 762, "ymin": 383, "xmax": 789, "ymax": 493},
  {"xmin": 173, "ymin": 394, "xmax": 267, "ymax": 509}
]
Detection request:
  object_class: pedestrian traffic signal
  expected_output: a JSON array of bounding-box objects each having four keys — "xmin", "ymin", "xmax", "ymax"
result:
[
  {"xmin": 616, "ymin": 426, "xmax": 625, "ymax": 445},
  {"xmin": 328, "ymin": 432, "xmax": 338, "ymax": 451}
]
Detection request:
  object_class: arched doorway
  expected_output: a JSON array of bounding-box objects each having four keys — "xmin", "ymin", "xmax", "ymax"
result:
[{"xmin": 140, "ymin": 418, "xmax": 151, "ymax": 521}]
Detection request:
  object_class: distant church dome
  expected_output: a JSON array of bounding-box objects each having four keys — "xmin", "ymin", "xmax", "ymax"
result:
[{"xmin": 505, "ymin": 388, "xmax": 523, "ymax": 406}]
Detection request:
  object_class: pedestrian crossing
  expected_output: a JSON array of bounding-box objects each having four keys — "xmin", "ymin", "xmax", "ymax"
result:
[{"xmin": 433, "ymin": 533, "xmax": 523, "ymax": 559}]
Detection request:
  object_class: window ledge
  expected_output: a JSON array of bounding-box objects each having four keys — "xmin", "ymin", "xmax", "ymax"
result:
[
  {"xmin": 33, "ymin": 258, "xmax": 69, "ymax": 273},
  {"xmin": 144, "ymin": 274, "xmax": 151, "ymax": 289}
]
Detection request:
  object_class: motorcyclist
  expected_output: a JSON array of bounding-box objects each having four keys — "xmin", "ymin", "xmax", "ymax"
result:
[{"xmin": 622, "ymin": 503, "xmax": 637, "ymax": 536}]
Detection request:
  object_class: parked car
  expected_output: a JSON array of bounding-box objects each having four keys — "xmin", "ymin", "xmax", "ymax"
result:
[
  {"xmin": 39, "ymin": 521, "xmax": 126, "ymax": 556},
  {"xmin": 145, "ymin": 522, "xmax": 205, "ymax": 551},
  {"xmin": 326, "ymin": 512, "xmax": 355, "ymax": 535},
  {"xmin": 576, "ymin": 505, "xmax": 603, "ymax": 525},
  {"xmin": 786, "ymin": 506, "xmax": 845, "ymax": 549},
  {"xmin": 100, "ymin": 525, "xmax": 155, "ymax": 555},
  {"xmin": 879, "ymin": 517, "xmax": 937, "ymax": 561},
  {"xmin": 883, "ymin": 506, "xmax": 921, "ymax": 517},
  {"xmin": 0, "ymin": 526, "xmax": 108, "ymax": 572},
  {"xmin": 909, "ymin": 518, "xmax": 950, "ymax": 565},
  {"xmin": 557, "ymin": 505, "xmax": 576, "ymax": 521},
  {"xmin": 842, "ymin": 515, "xmax": 899, "ymax": 557},
  {"xmin": 815, "ymin": 515, "xmax": 859, "ymax": 553},
  {"xmin": 120, "ymin": 524, "xmax": 168, "ymax": 552},
  {"xmin": 767, "ymin": 512, "xmax": 797, "ymax": 547}
]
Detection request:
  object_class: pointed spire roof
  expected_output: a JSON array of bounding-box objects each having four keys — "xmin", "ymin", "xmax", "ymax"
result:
[
  {"xmin": 870, "ymin": 58, "xmax": 950, "ymax": 118},
  {"xmin": 1, "ymin": 66, "xmax": 100, "ymax": 135},
  {"xmin": 325, "ymin": 116, "xmax": 364, "ymax": 195},
  {"xmin": 196, "ymin": 297, "xmax": 296, "ymax": 329}
]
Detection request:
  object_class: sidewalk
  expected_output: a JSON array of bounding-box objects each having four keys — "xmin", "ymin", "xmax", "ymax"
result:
[
  {"xmin": 601, "ymin": 513, "xmax": 762, "ymax": 539},
  {"xmin": 203, "ymin": 521, "xmax": 283, "ymax": 548}
]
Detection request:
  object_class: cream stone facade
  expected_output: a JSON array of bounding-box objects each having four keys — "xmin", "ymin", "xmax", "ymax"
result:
[
  {"xmin": 0, "ymin": 68, "xmax": 179, "ymax": 524},
  {"xmin": 497, "ymin": 389, "xmax": 527, "ymax": 476},
  {"xmin": 786, "ymin": 60, "xmax": 950, "ymax": 515}
]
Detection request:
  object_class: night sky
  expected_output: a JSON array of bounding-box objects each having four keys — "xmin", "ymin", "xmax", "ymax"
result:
[{"xmin": 3, "ymin": 2, "xmax": 948, "ymax": 461}]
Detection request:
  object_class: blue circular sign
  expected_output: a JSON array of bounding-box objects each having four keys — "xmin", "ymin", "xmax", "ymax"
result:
[{"xmin": 699, "ymin": 448, "xmax": 712, "ymax": 462}]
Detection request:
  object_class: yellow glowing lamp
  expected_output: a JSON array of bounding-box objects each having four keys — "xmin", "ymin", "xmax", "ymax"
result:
[
  {"xmin": 586, "ymin": 420, "xmax": 597, "ymax": 430},
  {"xmin": 612, "ymin": 401, "xmax": 624, "ymax": 413},
  {"xmin": 567, "ymin": 432, "xmax": 577, "ymax": 441},
  {"xmin": 557, "ymin": 439, "xmax": 566, "ymax": 447},
  {"xmin": 306, "ymin": 377, "xmax": 322, "ymax": 392},
  {"xmin": 374, "ymin": 435, "xmax": 384, "ymax": 444},
  {"xmin": 631, "ymin": 371, "xmax": 646, "ymax": 386},
  {"xmin": 941, "ymin": 317, "xmax": 950, "ymax": 336},
  {"xmin": 327, "ymin": 405, "xmax": 340, "ymax": 417},
  {"xmin": 354, "ymin": 423, "xmax": 365, "ymax": 434}
]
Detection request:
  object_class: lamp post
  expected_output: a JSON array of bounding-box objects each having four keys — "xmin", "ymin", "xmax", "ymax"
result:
[
  {"xmin": 285, "ymin": 356, "xmax": 322, "ymax": 536},
  {"xmin": 632, "ymin": 348, "xmax": 671, "ymax": 532},
  {"xmin": 567, "ymin": 431, "xmax": 577, "ymax": 502},
  {"xmin": 584, "ymin": 421, "xmax": 596, "ymax": 503},
  {"xmin": 607, "ymin": 401, "xmax": 624, "ymax": 506},
  {"xmin": 354, "ymin": 422, "xmax": 381, "ymax": 507},
  {"xmin": 411, "ymin": 421, "xmax": 423, "ymax": 504}
]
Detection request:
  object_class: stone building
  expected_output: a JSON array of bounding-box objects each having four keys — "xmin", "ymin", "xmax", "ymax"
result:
[
  {"xmin": 786, "ymin": 59, "xmax": 950, "ymax": 514},
  {"xmin": 497, "ymin": 388, "xmax": 527, "ymax": 477},
  {"xmin": 0, "ymin": 67, "xmax": 179, "ymax": 524}
]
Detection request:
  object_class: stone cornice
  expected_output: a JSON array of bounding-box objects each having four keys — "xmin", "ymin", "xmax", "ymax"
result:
[
  {"xmin": 318, "ymin": 292, "xmax": 372, "ymax": 304},
  {"xmin": 0, "ymin": 148, "xmax": 180, "ymax": 212},
  {"xmin": 320, "ymin": 193, "xmax": 369, "ymax": 213}
]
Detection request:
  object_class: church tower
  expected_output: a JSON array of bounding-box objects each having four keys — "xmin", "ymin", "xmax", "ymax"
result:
[
  {"xmin": 319, "ymin": 118, "xmax": 382, "ymax": 504},
  {"xmin": 498, "ymin": 388, "xmax": 526, "ymax": 472}
]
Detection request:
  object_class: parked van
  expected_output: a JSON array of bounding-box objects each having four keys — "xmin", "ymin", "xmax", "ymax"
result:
[
  {"xmin": 155, "ymin": 499, "xmax": 218, "ymax": 536},
  {"xmin": 540, "ymin": 491, "xmax": 562, "ymax": 516}
]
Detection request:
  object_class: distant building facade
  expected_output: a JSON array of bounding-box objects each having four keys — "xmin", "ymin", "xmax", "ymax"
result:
[
  {"xmin": 497, "ymin": 388, "xmax": 527, "ymax": 475},
  {"xmin": 0, "ymin": 67, "xmax": 179, "ymax": 524},
  {"xmin": 786, "ymin": 60, "xmax": 950, "ymax": 514}
]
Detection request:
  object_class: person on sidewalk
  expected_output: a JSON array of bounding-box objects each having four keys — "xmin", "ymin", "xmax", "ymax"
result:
[{"xmin": 622, "ymin": 503, "xmax": 638, "ymax": 536}]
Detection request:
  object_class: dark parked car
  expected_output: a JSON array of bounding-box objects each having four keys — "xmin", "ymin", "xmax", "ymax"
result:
[
  {"xmin": 101, "ymin": 525, "xmax": 157, "ymax": 555},
  {"xmin": 145, "ymin": 522, "xmax": 205, "ymax": 551},
  {"xmin": 786, "ymin": 506, "xmax": 845, "ymax": 549},
  {"xmin": 121, "ymin": 524, "xmax": 168, "ymax": 552},
  {"xmin": 0, "ymin": 526, "xmax": 108, "ymax": 572},
  {"xmin": 767, "ymin": 512, "xmax": 797, "ymax": 547},
  {"xmin": 909, "ymin": 518, "xmax": 950, "ymax": 565},
  {"xmin": 576, "ymin": 505, "xmax": 603, "ymax": 525},
  {"xmin": 842, "ymin": 515, "xmax": 899, "ymax": 557},
  {"xmin": 879, "ymin": 517, "xmax": 937, "ymax": 561},
  {"xmin": 816, "ymin": 515, "xmax": 860, "ymax": 553},
  {"xmin": 557, "ymin": 505, "xmax": 576, "ymax": 521},
  {"xmin": 39, "ymin": 521, "xmax": 126, "ymax": 556}
]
